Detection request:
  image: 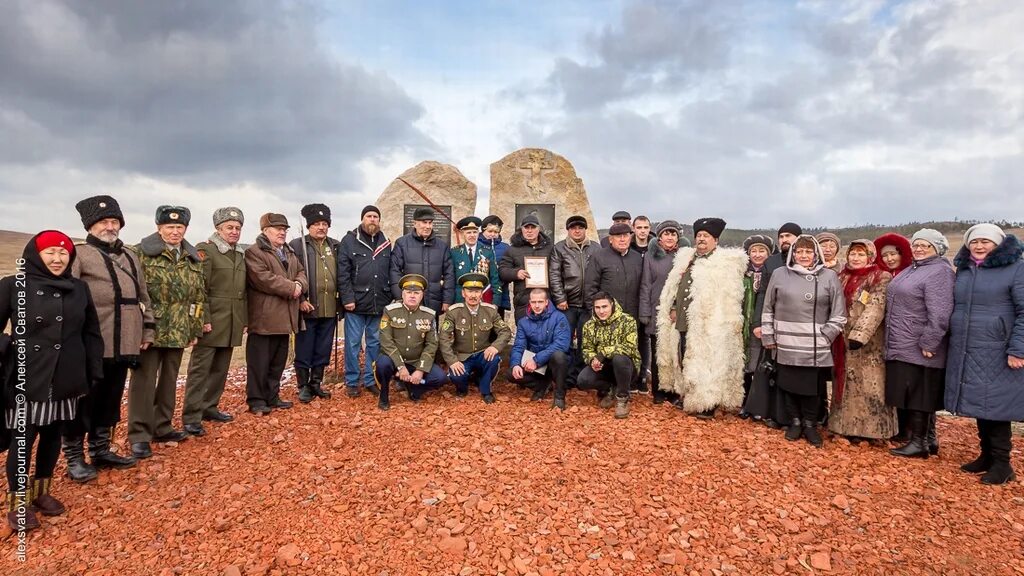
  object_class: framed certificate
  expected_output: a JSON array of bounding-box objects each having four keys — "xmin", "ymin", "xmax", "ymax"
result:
[{"xmin": 523, "ymin": 256, "xmax": 549, "ymax": 288}]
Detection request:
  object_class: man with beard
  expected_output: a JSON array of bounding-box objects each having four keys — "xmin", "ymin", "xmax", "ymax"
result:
[
  {"xmin": 62, "ymin": 196, "xmax": 155, "ymax": 481},
  {"xmin": 290, "ymin": 204, "xmax": 342, "ymax": 403},
  {"xmin": 439, "ymin": 273, "xmax": 512, "ymax": 404},
  {"xmin": 390, "ymin": 208, "xmax": 454, "ymax": 313},
  {"xmin": 181, "ymin": 207, "xmax": 247, "ymax": 437},
  {"xmin": 639, "ymin": 220, "xmax": 683, "ymax": 404},
  {"xmin": 656, "ymin": 218, "xmax": 748, "ymax": 419},
  {"xmin": 337, "ymin": 205, "xmax": 391, "ymax": 398},
  {"xmin": 549, "ymin": 215, "xmax": 599, "ymax": 387},
  {"xmin": 498, "ymin": 215, "xmax": 554, "ymax": 321}
]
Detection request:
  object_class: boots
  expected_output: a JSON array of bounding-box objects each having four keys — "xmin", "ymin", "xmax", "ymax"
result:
[
  {"xmin": 552, "ymin": 396, "xmax": 566, "ymax": 411},
  {"xmin": 890, "ymin": 410, "xmax": 929, "ymax": 459},
  {"xmin": 785, "ymin": 418, "xmax": 803, "ymax": 442},
  {"xmin": 531, "ymin": 382, "xmax": 549, "ymax": 402},
  {"xmin": 803, "ymin": 420, "xmax": 823, "ymax": 448},
  {"xmin": 62, "ymin": 435, "xmax": 98, "ymax": 483},
  {"xmin": 892, "ymin": 408, "xmax": 911, "ymax": 443},
  {"xmin": 89, "ymin": 426, "xmax": 136, "ymax": 469},
  {"xmin": 7, "ymin": 491, "xmax": 40, "ymax": 531},
  {"xmin": 926, "ymin": 413, "xmax": 939, "ymax": 456},
  {"xmin": 615, "ymin": 396, "xmax": 630, "ymax": 419},
  {"xmin": 961, "ymin": 419, "xmax": 993, "ymax": 473},
  {"xmin": 981, "ymin": 421, "xmax": 1016, "ymax": 485},
  {"xmin": 598, "ymin": 391, "xmax": 615, "ymax": 409},
  {"xmin": 309, "ymin": 366, "xmax": 332, "ymax": 399},
  {"xmin": 296, "ymin": 367, "xmax": 314, "ymax": 404},
  {"xmin": 30, "ymin": 477, "xmax": 65, "ymax": 516}
]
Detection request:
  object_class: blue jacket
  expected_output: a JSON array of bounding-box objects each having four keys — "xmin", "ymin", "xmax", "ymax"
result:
[
  {"xmin": 945, "ymin": 234, "xmax": 1024, "ymax": 421},
  {"xmin": 510, "ymin": 302, "xmax": 571, "ymax": 367},
  {"xmin": 481, "ymin": 236, "xmax": 511, "ymax": 309}
]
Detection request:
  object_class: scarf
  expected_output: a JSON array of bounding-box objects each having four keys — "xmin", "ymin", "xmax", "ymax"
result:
[{"xmin": 745, "ymin": 262, "xmax": 764, "ymax": 291}]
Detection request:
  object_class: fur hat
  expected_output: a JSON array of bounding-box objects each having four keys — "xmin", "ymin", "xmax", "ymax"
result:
[
  {"xmin": 912, "ymin": 228, "xmax": 949, "ymax": 256},
  {"xmin": 656, "ymin": 220, "xmax": 681, "ymax": 236},
  {"xmin": 259, "ymin": 213, "xmax": 290, "ymax": 229},
  {"xmin": 155, "ymin": 205, "xmax": 190, "ymax": 226},
  {"xmin": 413, "ymin": 207, "xmax": 436, "ymax": 221},
  {"xmin": 213, "ymin": 207, "xmax": 244, "ymax": 227},
  {"xmin": 75, "ymin": 195, "xmax": 125, "ymax": 230},
  {"xmin": 301, "ymin": 203, "xmax": 331, "ymax": 227},
  {"xmin": 565, "ymin": 215, "xmax": 588, "ymax": 229},
  {"xmin": 693, "ymin": 217, "xmax": 726, "ymax": 239},
  {"xmin": 743, "ymin": 234, "xmax": 775, "ymax": 254}
]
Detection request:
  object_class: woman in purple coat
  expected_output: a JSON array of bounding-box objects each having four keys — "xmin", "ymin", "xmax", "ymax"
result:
[
  {"xmin": 884, "ymin": 229, "xmax": 955, "ymax": 459},
  {"xmin": 946, "ymin": 224, "xmax": 1024, "ymax": 485}
]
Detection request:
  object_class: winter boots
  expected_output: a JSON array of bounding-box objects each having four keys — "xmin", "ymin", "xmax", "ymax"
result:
[
  {"xmin": 890, "ymin": 410, "xmax": 930, "ymax": 459},
  {"xmin": 62, "ymin": 435, "xmax": 98, "ymax": 483},
  {"xmin": 296, "ymin": 367, "xmax": 314, "ymax": 404},
  {"xmin": 615, "ymin": 396, "xmax": 630, "ymax": 419},
  {"xmin": 89, "ymin": 426, "xmax": 136, "ymax": 469},
  {"xmin": 309, "ymin": 366, "xmax": 332, "ymax": 399}
]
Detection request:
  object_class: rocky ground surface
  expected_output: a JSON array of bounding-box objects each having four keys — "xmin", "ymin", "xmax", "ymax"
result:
[{"xmin": 3, "ymin": 366, "xmax": 1023, "ymax": 576}]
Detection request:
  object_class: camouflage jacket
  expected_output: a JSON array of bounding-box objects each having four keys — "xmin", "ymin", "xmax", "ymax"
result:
[
  {"xmin": 582, "ymin": 301, "xmax": 640, "ymax": 372},
  {"xmin": 135, "ymin": 233, "xmax": 206, "ymax": 348}
]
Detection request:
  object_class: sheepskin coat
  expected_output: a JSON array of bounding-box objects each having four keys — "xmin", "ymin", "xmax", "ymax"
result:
[{"xmin": 655, "ymin": 246, "xmax": 748, "ymax": 412}]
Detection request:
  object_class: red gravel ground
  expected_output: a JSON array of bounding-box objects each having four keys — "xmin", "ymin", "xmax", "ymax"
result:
[{"xmin": 3, "ymin": 367, "xmax": 1023, "ymax": 576}]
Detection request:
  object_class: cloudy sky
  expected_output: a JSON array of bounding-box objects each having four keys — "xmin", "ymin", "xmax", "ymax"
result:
[{"xmin": 1, "ymin": 0, "xmax": 1021, "ymax": 242}]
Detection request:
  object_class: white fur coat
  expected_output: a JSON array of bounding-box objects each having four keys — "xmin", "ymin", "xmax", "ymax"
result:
[{"xmin": 655, "ymin": 247, "xmax": 748, "ymax": 412}]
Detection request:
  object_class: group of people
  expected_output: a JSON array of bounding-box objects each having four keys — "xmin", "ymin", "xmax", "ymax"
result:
[{"xmin": 1, "ymin": 195, "xmax": 1022, "ymax": 534}]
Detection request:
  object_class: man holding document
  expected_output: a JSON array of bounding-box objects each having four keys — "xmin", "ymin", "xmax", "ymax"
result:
[{"xmin": 507, "ymin": 289, "xmax": 571, "ymax": 403}]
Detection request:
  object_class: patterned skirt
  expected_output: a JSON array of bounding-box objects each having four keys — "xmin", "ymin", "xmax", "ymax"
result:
[{"xmin": 5, "ymin": 396, "xmax": 81, "ymax": 429}]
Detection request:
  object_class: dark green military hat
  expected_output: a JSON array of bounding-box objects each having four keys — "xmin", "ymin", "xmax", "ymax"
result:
[
  {"xmin": 458, "ymin": 272, "xmax": 488, "ymax": 290},
  {"xmin": 457, "ymin": 216, "xmax": 482, "ymax": 231},
  {"xmin": 399, "ymin": 273, "xmax": 428, "ymax": 292}
]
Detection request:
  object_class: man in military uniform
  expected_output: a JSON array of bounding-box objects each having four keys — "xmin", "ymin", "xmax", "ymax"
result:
[
  {"xmin": 439, "ymin": 273, "xmax": 512, "ymax": 404},
  {"xmin": 374, "ymin": 274, "xmax": 447, "ymax": 410},
  {"xmin": 450, "ymin": 217, "xmax": 501, "ymax": 305},
  {"xmin": 289, "ymin": 203, "xmax": 341, "ymax": 403},
  {"xmin": 127, "ymin": 206, "xmax": 206, "ymax": 459},
  {"xmin": 181, "ymin": 207, "xmax": 247, "ymax": 437}
]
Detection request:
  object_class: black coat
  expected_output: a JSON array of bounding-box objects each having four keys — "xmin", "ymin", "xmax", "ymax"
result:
[
  {"xmin": 338, "ymin": 226, "xmax": 393, "ymax": 316},
  {"xmin": 390, "ymin": 231, "xmax": 454, "ymax": 311},
  {"xmin": 752, "ymin": 249, "xmax": 787, "ymax": 329},
  {"xmin": 498, "ymin": 231, "xmax": 555, "ymax": 316},
  {"xmin": 585, "ymin": 245, "xmax": 644, "ymax": 319},
  {"xmin": 0, "ymin": 233, "xmax": 104, "ymax": 406}
]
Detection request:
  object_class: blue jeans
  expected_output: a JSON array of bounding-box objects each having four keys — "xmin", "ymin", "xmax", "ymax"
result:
[
  {"xmin": 344, "ymin": 313, "xmax": 381, "ymax": 388},
  {"xmin": 448, "ymin": 350, "xmax": 502, "ymax": 396},
  {"xmin": 294, "ymin": 317, "xmax": 336, "ymax": 369}
]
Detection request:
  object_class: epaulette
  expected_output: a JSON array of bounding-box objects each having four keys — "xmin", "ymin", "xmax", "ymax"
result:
[
  {"xmin": 385, "ymin": 302, "xmax": 403, "ymax": 311},
  {"xmin": 448, "ymin": 303, "xmax": 465, "ymax": 310},
  {"xmin": 480, "ymin": 302, "xmax": 497, "ymax": 309},
  {"xmin": 420, "ymin": 306, "xmax": 436, "ymax": 316},
  {"xmin": 74, "ymin": 240, "xmax": 88, "ymax": 246}
]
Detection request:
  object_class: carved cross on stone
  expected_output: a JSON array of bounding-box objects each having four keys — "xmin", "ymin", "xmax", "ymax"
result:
[{"xmin": 515, "ymin": 150, "xmax": 555, "ymax": 194}]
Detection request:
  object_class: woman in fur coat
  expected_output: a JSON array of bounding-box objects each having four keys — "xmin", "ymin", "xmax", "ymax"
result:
[
  {"xmin": 827, "ymin": 240, "xmax": 897, "ymax": 441},
  {"xmin": 761, "ymin": 235, "xmax": 847, "ymax": 447}
]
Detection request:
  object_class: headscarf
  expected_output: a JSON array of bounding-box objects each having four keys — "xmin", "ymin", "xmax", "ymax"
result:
[{"xmin": 873, "ymin": 233, "xmax": 912, "ymax": 276}]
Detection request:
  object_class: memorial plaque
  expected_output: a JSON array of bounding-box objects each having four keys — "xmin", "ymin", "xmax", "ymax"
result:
[
  {"xmin": 515, "ymin": 204, "xmax": 556, "ymax": 235},
  {"xmin": 375, "ymin": 161, "xmax": 477, "ymax": 243},
  {"xmin": 403, "ymin": 204, "xmax": 453, "ymax": 245}
]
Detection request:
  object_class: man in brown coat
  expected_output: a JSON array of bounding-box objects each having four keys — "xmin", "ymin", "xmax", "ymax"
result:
[
  {"xmin": 64, "ymin": 196, "xmax": 155, "ymax": 482},
  {"xmin": 245, "ymin": 213, "xmax": 308, "ymax": 414}
]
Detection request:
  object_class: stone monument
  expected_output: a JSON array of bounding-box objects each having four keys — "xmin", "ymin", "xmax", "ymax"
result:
[
  {"xmin": 375, "ymin": 161, "xmax": 477, "ymax": 245},
  {"xmin": 489, "ymin": 148, "xmax": 598, "ymax": 242}
]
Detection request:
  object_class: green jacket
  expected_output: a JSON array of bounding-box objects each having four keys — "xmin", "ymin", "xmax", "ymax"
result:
[
  {"xmin": 135, "ymin": 233, "xmax": 206, "ymax": 348},
  {"xmin": 438, "ymin": 302, "xmax": 511, "ymax": 364},
  {"xmin": 196, "ymin": 234, "xmax": 248, "ymax": 348},
  {"xmin": 451, "ymin": 243, "xmax": 501, "ymax": 304},
  {"xmin": 379, "ymin": 302, "xmax": 438, "ymax": 371},
  {"xmin": 582, "ymin": 301, "xmax": 640, "ymax": 372}
]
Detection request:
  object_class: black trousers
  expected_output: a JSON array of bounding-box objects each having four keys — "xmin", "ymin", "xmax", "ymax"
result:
[
  {"xmin": 576, "ymin": 354, "xmax": 635, "ymax": 399},
  {"xmin": 246, "ymin": 333, "xmax": 290, "ymax": 409},
  {"xmin": 562, "ymin": 307, "xmax": 590, "ymax": 387},
  {"xmin": 509, "ymin": 351, "xmax": 569, "ymax": 395},
  {"xmin": 783, "ymin": 391, "xmax": 819, "ymax": 423},
  {"xmin": 637, "ymin": 323, "xmax": 651, "ymax": 384},
  {"xmin": 7, "ymin": 422, "xmax": 61, "ymax": 493},
  {"xmin": 64, "ymin": 359, "xmax": 130, "ymax": 435}
]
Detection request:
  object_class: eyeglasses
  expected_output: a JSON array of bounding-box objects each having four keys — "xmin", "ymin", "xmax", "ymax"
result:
[{"xmin": 911, "ymin": 243, "xmax": 934, "ymax": 250}]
